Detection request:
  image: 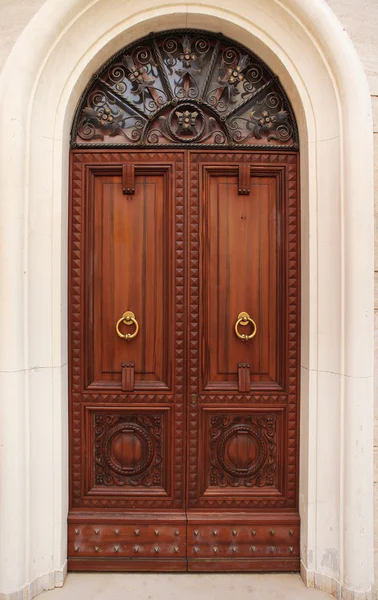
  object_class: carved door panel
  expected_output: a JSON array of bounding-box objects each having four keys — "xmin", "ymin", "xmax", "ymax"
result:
[
  {"xmin": 68, "ymin": 151, "xmax": 187, "ymax": 571},
  {"xmin": 186, "ymin": 152, "xmax": 300, "ymax": 571}
]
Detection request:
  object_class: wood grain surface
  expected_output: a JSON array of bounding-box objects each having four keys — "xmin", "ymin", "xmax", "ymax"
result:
[{"xmin": 68, "ymin": 149, "xmax": 300, "ymax": 572}]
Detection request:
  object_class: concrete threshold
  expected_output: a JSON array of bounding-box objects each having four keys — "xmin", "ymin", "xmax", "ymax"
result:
[{"xmin": 41, "ymin": 573, "xmax": 331, "ymax": 600}]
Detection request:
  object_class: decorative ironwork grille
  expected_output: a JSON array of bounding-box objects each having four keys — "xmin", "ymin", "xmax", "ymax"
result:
[{"xmin": 71, "ymin": 30, "xmax": 298, "ymax": 149}]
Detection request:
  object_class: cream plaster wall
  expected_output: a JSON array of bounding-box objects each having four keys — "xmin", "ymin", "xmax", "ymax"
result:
[
  {"xmin": 0, "ymin": 1, "xmax": 375, "ymax": 599},
  {"xmin": 0, "ymin": 0, "xmax": 45, "ymax": 69},
  {"xmin": 324, "ymin": 0, "xmax": 378, "ymax": 583}
]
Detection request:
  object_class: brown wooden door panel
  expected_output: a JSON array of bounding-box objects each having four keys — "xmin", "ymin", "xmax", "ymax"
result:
[
  {"xmin": 186, "ymin": 152, "xmax": 299, "ymax": 571},
  {"xmin": 69, "ymin": 151, "xmax": 187, "ymax": 571},
  {"xmin": 87, "ymin": 165, "xmax": 173, "ymax": 390},
  {"xmin": 68, "ymin": 149, "xmax": 300, "ymax": 572},
  {"xmin": 202, "ymin": 166, "xmax": 283, "ymax": 391}
]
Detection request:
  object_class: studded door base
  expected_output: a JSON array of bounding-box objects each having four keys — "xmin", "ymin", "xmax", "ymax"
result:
[
  {"xmin": 68, "ymin": 513, "xmax": 299, "ymax": 571},
  {"xmin": 68, "ymin": 514, "xmax": 187, "ymax": 571},
  {"xmin": 187, "ymin": 514, "xmax": 299, "ymax": 572}
]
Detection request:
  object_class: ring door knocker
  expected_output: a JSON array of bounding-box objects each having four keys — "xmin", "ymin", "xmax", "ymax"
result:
[
  {"xmin": 115, "ymin": 311, "xmax": 139, "ymax": 341},
  {"xmin": 234, "ymin": 311, "xmax": 257, "ymax": 342}
]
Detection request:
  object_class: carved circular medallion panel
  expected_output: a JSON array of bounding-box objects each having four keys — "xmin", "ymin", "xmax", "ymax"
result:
[
  {"xmin": 218, "ymin": 425, "xmax": 267, "ymax": 477},
  {"xmin": 103, "ymin": 422, "xmax": 154, "ymax": 476}
]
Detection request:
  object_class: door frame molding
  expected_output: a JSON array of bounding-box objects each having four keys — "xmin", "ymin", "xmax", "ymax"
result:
[{"xmin": 0, "ymin": 1, "xmax": 374, "ymax": 599}]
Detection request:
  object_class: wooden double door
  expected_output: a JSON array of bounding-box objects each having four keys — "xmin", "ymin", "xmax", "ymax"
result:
[{"xmin": 68, "ymin": 149, "xmax": 300, "ymax": 571}]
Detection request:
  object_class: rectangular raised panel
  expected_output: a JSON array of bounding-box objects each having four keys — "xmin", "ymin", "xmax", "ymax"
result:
[
  {"xmin": 202, "ymin": 167, "xmax": 283, "ymax": 391},
  {"xmin": 84, "ymin": 406, "xmax": 172, "ymax": 497},
  {"xmin": 198, "ymin": 407, "xmax": 285, "ymax": 499},
  {"xmin": 86, "ymin": 165, "xmax": 173, "ymax": 390}
]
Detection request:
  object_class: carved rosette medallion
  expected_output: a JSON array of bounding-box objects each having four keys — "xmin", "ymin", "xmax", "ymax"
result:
[
  {"xmin": 168, "ymin": 103, "xmax": 205, "ymax": 141},
  {"xmin": 94, "ymin": 413, "xmax": 163, "ymax": 488},
  {"xmin": 71, "ymin": 30, "xmax": 298, "ymax": 149},
  {"xmin": 209, "ymin": 414, "xmax": 277, "ymax": 488},
  {"xmin": 102, "ymin": 422, "xmax": 154, "ymax": 476},
  {"xmin": 146, "ymin": 102, "xmax": 226, "ymax": 145}
]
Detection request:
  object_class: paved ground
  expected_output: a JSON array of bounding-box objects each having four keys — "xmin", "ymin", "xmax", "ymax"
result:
[{"xmin": 41, "ymin": 573, "xmax": 331, "ymax": 600}]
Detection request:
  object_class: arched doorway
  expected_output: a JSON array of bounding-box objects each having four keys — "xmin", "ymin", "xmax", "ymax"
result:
[
  {"xmin": 0, "ymin": 0, "xmax": 374, "ymax": 595},
  {"xmin": 68, "ymin": 30, "xmax": 300, "ymax": 572}
]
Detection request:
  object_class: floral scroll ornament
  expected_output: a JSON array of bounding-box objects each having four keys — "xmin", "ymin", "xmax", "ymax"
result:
[
  {"xmin": 207, "ymin": 51, "xmax": 250, "ymax": 112},
  {"xmin": 146, "ymin": 103, "xmax": 226, "ymax": 145},
  {"xmin": 176, "ymin": 109, "xmax": 200, "ymax": 134},
  {"xmin": 162, "ymin": 34, "xmax": 210, "ymax": 99},
  {"xmin": 177, "ymin": 36, "xmax": 201, "ymax": 78},
  {"xmin": 72, "ymin": 30, "xmax": 298, "ymax": 148},
  {"xmin": 251, "ymin": 109, "xmax": 289, "ymax": 139},
  {"xmin": 96, "ymin": 106, "xmax": 114, "ymax": 127},
  {"xmin": 229, "ymin": 92, "xmax": 293, "ymax": 143},
  {"xmin": 123, "ymin": 55, "xmax": 155, "ymax": 94},
  {"xmin": 222, "ymin": 53, "xmax": 249, "ymax": 88},
  {"xmin": 122, "ymin": 53, "xmax": 167, "ymax": 113},
  {"xmin": 77, "ymin": 90, "xmax": 145, "ymax": 142}
]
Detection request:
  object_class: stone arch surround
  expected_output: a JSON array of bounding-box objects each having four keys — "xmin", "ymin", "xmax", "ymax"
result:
[{"xmin": 0, "ymin": 1, "xmax": 374, "ymax": 599}]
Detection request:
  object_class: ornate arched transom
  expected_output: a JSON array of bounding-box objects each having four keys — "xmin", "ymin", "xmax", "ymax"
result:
[{"xmin": 71, "ymin": 30, "xmax": 298, "ymax": 149}]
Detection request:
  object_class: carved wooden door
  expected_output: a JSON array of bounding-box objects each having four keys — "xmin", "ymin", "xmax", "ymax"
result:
[
  {"xmin": 68, "ymin": 149, "xmax": 299, "ymax": 572},
  {"xmin": 186, "ymin": 151, "xmax": 299, "ymax": 571},
  {"xmin": 69, "ymin": 151, "xmax": 187, "ymax": 571}
]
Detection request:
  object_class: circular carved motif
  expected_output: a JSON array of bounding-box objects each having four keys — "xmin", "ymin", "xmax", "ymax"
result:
[
  {"xmin": 103, "ymin": 422, "xmax": 153, "ymax": 476},
  {"xmin": 218, "ymin": 425, "xmax": 267, "ymax": 477},
  {"xmin": 167, "ymin": 103, "xmax": 205, "ymax": 142}
]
